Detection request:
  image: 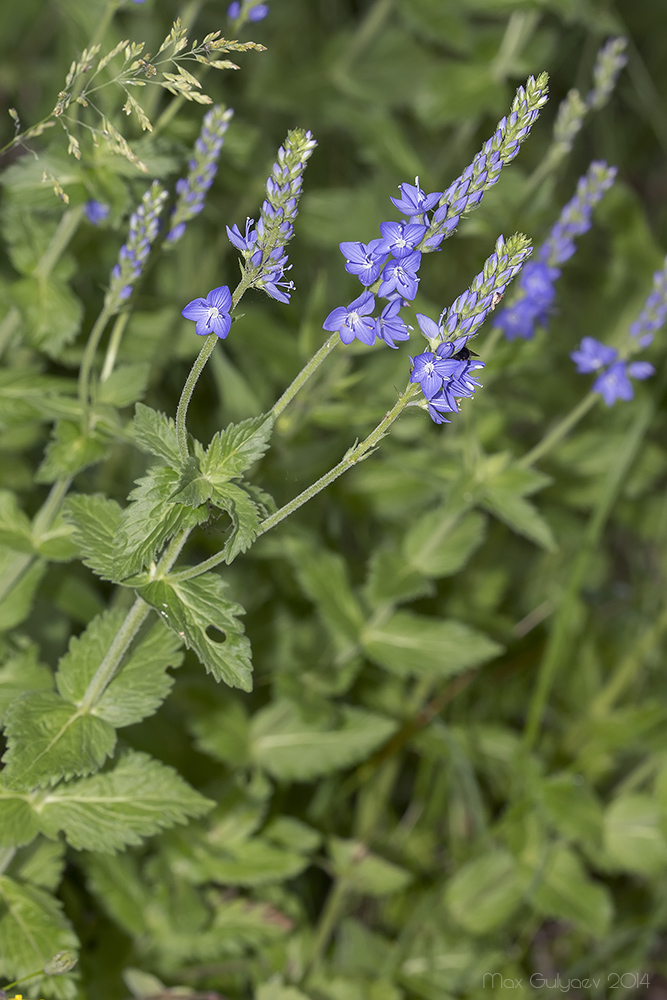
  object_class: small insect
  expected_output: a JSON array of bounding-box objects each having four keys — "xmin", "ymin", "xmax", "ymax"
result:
[
  {"xmin": 452, "ymin": 345, "xmax": 480, "ymax": 362},
  {"xmin": 491, "ymin": 290, "xmax": 504, "ymax": 309}
]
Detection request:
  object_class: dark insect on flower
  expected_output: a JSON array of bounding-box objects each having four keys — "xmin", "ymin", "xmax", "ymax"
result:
[{"xmin": 452, "ymin": 345, "xmax": 479, "ymax": 361}]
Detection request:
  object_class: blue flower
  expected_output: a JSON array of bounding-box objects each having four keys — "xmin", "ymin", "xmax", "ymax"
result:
[
  {"xmin": 628, "ymin": 256, "xmax": 667, "ymax": 347},
  {"xmin": 376, "ymin": 221, "xmax": 427, "ymax": 259},
  {"xmin": 571, "ymin": 336, "xmax": 655, "ymax": 406},
  {"xmin": 182, "ymin": 285, "xmax": 233, "ymax": 338},
  {"xmin": 378, "ymin": 250, "xmax": 422, "ymax": 300},
  {"xmin": 106, "ymin": 181, "xmax": 167, "ymax": 312},
  {"xmin": 83, "ymin": 200, "xmax": 110, "ymax": 225},
  {"xmin": 409, "ymin": 343, "xmax": 470, "ymax": 398},
  {"xmin": 248, "ymin": 3, "xmax": 269, "ymax": 19},
  {"xmin": 339, "ymin": 239, "xmax": 386, "ymax": 285},
  {"xmin": 390, "ymin": 177, "xmax": 441, "ymax": 221},
  {"xmin": 323, "ymin": 290, "xmax": 376, "ymax": 345},
  {"xmin": 227, "ymin": 1, "xmax": 241, "ymax": 14},
  {"xmin": 374, "ymin": 299, "xmax": 412, "ymax": 348}
]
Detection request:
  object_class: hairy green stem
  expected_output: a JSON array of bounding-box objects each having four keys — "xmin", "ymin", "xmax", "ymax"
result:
[
  {"xmin": 272, "ymin": 332, "xmax": 340, "ymax": 418},
  {"xmin": 32, "ymin": 477, "xmax": 73, "ymax": 536},
  {"xmin": 176, "ymin": 334, "xmax": 219, "ymax": 462},
  {"xmin": 100, "ymin": 311, "xmax": 131, "ymax": 382},
  {"xmin": 171, "ymin": 383, "xmax": 421, "ymax": 583},
  {"xmin": 79, "ymin": 597, "xmax": 151, "ymax": 712}
]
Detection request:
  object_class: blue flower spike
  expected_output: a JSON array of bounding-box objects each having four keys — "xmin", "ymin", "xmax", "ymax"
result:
[
  {"xmin": 182, "ymin": 285, "xmax": 233, "ymax": 339},
  {"xmin": 106, "ymin": 181, "xmax": 168, "ymax": 312}
]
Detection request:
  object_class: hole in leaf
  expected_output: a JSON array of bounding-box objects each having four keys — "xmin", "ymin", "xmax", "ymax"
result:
[{"xmin": 205, "ymin": 624, "xmax": 227, "ymax": 645}]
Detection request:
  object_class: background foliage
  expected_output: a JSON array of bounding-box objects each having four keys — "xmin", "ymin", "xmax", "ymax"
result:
[{"xmin": 1, "ymin": 0, "xmax": 667, "ymax": 998}]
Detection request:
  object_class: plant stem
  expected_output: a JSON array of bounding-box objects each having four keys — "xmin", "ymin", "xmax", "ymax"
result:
[
  {"xmin": 32, "ymin": 477, "xmax": 73, "ymax": 536},
  {"xmin": 304, "ymin": 879, "xmax": 350, "ymax": 978},
  {"xmin": 518, "ymin": 391, "xmax": 598, "ymax": 468},
  {"xmin": 78, "ymin": 302, "xmax": 115, "ymax": 431},
  {"xmin": 100, "ymin": 311, "xmax": 131, "ymax": 382},
  {"xmin": 79, "ymin": 597, "xmax": 151, "ymax": 711},
  {"xmin": 171, "ymin": 383, "xmax": 421, "ymax": 582},
  {"xmin": 176, "ymin": 334, "xmax": 219, "ymax": 462},
  {"xmin": 34, "ymin": 206, "xmax": 84, "ymax": 279},
  {"xmin": 591, "ymin": 602, "xmax": 667, "ymax": 716},
  {"xmin": 272, "ymin": 332, "xmax": 340, "ymax": 419}
]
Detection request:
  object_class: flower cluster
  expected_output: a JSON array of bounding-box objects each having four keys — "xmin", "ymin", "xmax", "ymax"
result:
[
  {"xmin": 227, "ymin": 128, "xmax": 317, "ymax": 304},
  {"xmin": 165, "ymin": 105, "xmax": 234, "ymax": 247},
  {"xmin": 323, "ymin": 76, "xmax": 548, "ymax": 358},
  {"xmin": 570, "ymin": 255, "xmax": 667, "ymax": 406},
  {"xmin": 409, "ymin": 234, "xmax": 533, "ymax": 422},
  {"xmin": 105, "ymin": 181, "xmax": 168, "ymax": 313},
  {"xmin": 228, "ymin": 1, "xmax": 269, "ymax": 21},
  {"xmin": 494, "ymin": 161, "xmax": 617, "ymax": 340},
  {"xmin": 586, "ymin": 37, "xmax": 628, "ymax": 111}
]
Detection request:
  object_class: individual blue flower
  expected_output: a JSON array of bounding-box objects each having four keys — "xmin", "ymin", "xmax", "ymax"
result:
[
  {"xmin": 628, "ymin": 256, "xmax": 667, "ymax": 347},
  {"xmin": 339, "ymin": 239, "xmax": 386, "ymax": 285},
  {"xmin": 182, "ymin": 285, "xmax": 232, "ymax": 338},
  {"xmin": 570, "ymin": 336, "xmax": 618, "ymax": 373},
  {"xmin": 83, "ymin": 199, "xmax": 110, "ymax": 225},
  {"xmin": 378, "ymin": 250, "xmax": 422, "ymax": 300},
  {"xmin": 166, "ymin": 105, "xmax": 234, "ymax": 247},
  {"xmin": 323, "ymin": 290, "xmax": 376, "ymax": 345},
  {"xmin": 374, "ymin": 299, "xmax": 411, "ymax": 348},
  {"xmin": 227, "ymin": 1, "xmax": 241, "ymax": 14},
  {"xmin": 390, "ymin": 178, "xmax": 441, "ymax": 221},
  {"xmin": 494, "ymin": 261, "xmax": 558, "ymax": 340},
  {"xmin": 248, "ymin": 3, "xmax": 269, "ymax": 20},
  {"xmin": 593, "ymin": 360, "xmax": 654, "ymax": 407},
  {"xmin": 409, "ymin": 343, "xmax": 467, "ymax": 398},
  {"xmin": 376, "ymin": 221, "xmax": 427, "ymax": 259}
]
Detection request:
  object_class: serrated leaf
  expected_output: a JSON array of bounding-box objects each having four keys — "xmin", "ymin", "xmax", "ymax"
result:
[
  {"xmin": 202, "ymin": 414, "xmax": 274, "ymax": 484},
  {"xmin": 170, "ymin": 455, "xmax": 213, "ymax": 506},
  {"xmin": 0, "ymin": 642, "xmax": 53, "ymax": 723},
  {"xmin": 0, "ymin": 877, "xmax": 79, "ymax": 999},
  {"xmin": 249, "ymin": 701, "xmax": 397, "ymax": 780},
  {"xmin": 97, "ymin": 363, "xmax": 150, "ymax": 407},
  {"xmin": 361, "ymin": 611, "xmax": 502, "ymax": 678},
  {"xmin": 0, "ymin": 784, "xmax": 41, "ymax": 846},
  {"xmin": 138, "ymin": 572, "xmax": 252, "ymax": 690},
  {"xmin": 55, "ymin": 609, "xmax": 182, "ymax": 727},
  {"xmin": 33, "ymin": 509, "xmax": 78, "ymax": 561},
  {"xmin": 116, "ymin": 465, "xmax": 209, "ymax": 579},
  {"xmin": 37, "ymin": 750, "xmax": 213, "ymax": 852},
  {"xmin": 329, "ymin": 837, "xmax": 413, "ymax": 896},
  {"xmin": 132, "ymin": 402, "xmax": 182, "ymax": 465},
  {"xmin": 479, "ymin": 487, "xmax": 556, "ymax": 551},
  {"xmin": 0, "ymin": 488, "xmax": 33, "ymax": 551},
  {"xmin": 2, "ymin": 691, "xmax": 116, "ymax": 790},
  {"xmin": 12, "ymin": 275, "xmax": 83, "ymax": 356},
  {"xmin": 210, "ymin": 481, "xmax": 262, "ymax": 563},
  {"xmin": 444, "ymin": 849, "xmax": 529, "ymax": 934},
  {"xmin": 63, "ymin": 494, "xmax": 125, "ymax": 582},
  {"xmin": 36, "ymin": 419, "xmax": 108, "ymax": 482},
  {"xmin": 365, "ymin": 545, "xmax": 433, "ymax": 607},
  {"xmin": 403, "ymin": 509, "xmax": 487, "ymax": 578},
  {"xmin": 0, "ymin": 549, "xmax": 46, "ymax": 631}
]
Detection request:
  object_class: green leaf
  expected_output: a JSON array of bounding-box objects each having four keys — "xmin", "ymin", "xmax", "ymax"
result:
[
  {"xmin": 164, "ymin": 833, "xmax": 310, "ymax": 887},
  {"xmin": 132, "ymin": 402, "xmax": 182, "ymax": 466},
  {"xmin": 37, "ymin": 750, "xmax": 214, "ymax": 852},
  {"xmin": 603, "ymin": 794, "xmax": 667, "ymax": 876},
  {"xmin": 443, "ymin": 849, "xmax": 528, "ymax": 934},
  {"xmin": 0, "ymin": 782, "xmax": 41, "ymax": 846},
  {"xmin": 201, "ymin": 414, "xmax": 274, "ymax": 483},
  {"xmin": 138, "ymin": 573, "xmax": 253, "ymax": 690},
  {"xmin": 190, "ymin": 696, "xmax": 251, "ymax": 767},
  {"xmin": 362, "ymin": 611, "xmax": 502, "ymax": 678},
  {"xmin": 0, "ymin": 641, "xmax": 53, "ymax": 724},
  {"xmin": 290, "ymin": 542, "xmax": 365, "ymax": 643},
  {"xmin": 96, "ymin": 363, "xmax": 150, "ymax": 408},
  {"xmin": 479, "ymin": 483, "xmax": 556, "ymax": 552},
  {"xmin": 55, "ymin": 610, "xmax": 182, "ymax": 728},
  {"xmin": 0, "ymin": 488, "xmax": 33, "ymax": 551},
  {"xmin": 63, "ymin": 494, "xmax": 125, "ymax": 582},
  {"xmin": 7, "ymin": 839, "xmax": 66, "ymax": 891},
  {"xmin": 365, "ymin": 545, "xmax": 433, "ymax": 607},
  {"xmin": 84, "ymin": 853, "xmax": 149, "ymax": 936},
  {"xmin": 12, "ymin": 274, "xmax": 83, "ymax": 357},
  {"xmin": 256, "ymin": 979, "xmax": 313, "ymax": 1000},
  {"xmin": 328, "ymin": 837, "xmax": 413, "ymax": 896},
  {"xmin": 169, "ymin": 456, "xmax": 214, "ymax": 506},
  {"xmin": 2, "ymin": 691, "xmax": 116, "ymax": 790},
  {"xmin": 540, "ymin": 774, "xmax": 603, "ymax": 851},
  {"xmin": 36, "ymin": 419, "xmax": 108, "ymax": 483},
  {"xmin": 116, "ymin": 465, "xmax": 209, "ymax": 579},
  {"xmin": 210, "ymin": 482, "xmax": 263, "ymax": 563},
  {"xmin": 0, "ymin": 876, "xmax": 79, "ymax": 1000},
  {"xmin": 33, "ymin": 509, "xmax": 78, "ymax": 562},
  {"xmin": 249, "ymin": 700, "xmax": 397, "ymax": 780},
  {"xmin": 403, "ymin": 510, "xmax": 487, "ymax": 578},
  {"xmin": 530, "ymin": 843, "xmax": 613, "ymax": 935},
  {"xmin": 0, "ymin": 552, "xmax": 46, "ymax": 631},
  {"xmin": 263, "ymin": 815, "xmax": 322, "ymax": 853}
]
